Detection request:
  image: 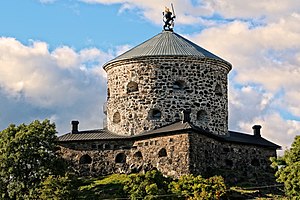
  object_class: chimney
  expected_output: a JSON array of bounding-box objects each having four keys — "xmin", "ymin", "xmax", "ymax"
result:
[
  {"xmin": 182, "ymin": 110, "xmax": 191, "ymax": 123},
  {"xmin": 252, "ymin": 125, "xmax": 262, "ymax": 137},
  {"xmin": 71, "ymin": 120, "xmax": 79, "ymax": 134}
]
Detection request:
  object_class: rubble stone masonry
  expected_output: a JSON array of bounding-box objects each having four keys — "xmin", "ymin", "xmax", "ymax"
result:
[{"xmin": 104, "ymin": 56, "xmax": 231, "ymax": 136}]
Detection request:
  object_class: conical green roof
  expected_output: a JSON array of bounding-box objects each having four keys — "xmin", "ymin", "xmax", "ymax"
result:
[{"xmin": 103, "ymin": 30, "xmax": 230, "ymax": 68}]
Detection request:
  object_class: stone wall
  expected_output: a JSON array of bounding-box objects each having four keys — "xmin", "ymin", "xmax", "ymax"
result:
[
  {"xmin": 58, "ymin": 131, "xmax": 277, "ymax": 185},
  {"xmin": 188, "ymin": 132, "xmax": 277, "ymax": 185},
  {"xmin": 105, "ymin": 56, "xmax": 231, "ymax": 136},
  {"xmin": 58, "ymin": 133, "xmax": 190, "ymax": 178}
]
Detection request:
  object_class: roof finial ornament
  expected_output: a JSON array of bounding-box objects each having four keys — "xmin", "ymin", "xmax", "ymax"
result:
[{"xmin": 163, "ymin": 3, "xmax": 176, "ymax": 32}]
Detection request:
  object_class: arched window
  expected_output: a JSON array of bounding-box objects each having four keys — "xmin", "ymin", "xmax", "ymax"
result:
[
  {"xmin": 113, "ymin": 112, "xmax": 121, "ymax": 123},
  {"xmin": 215, "ymin": 84, "xmax": 222, "ymax": 96},
  {"xmin": 127, "ymin": 81, "xmax": 138, "ymax": 93},
  {"xmin": 197, "ymin": 110, "xmax": 209, "ymax": 123},
  {"xmin": 115, "ymin": 153, "xmax": 126, "ymax": 163},
  {"xmin": 133, "ymin": 151, "xmax": 143, "ymax": 159},
  {"xmin": 149, "ymin": 109, "xmax": 161, "ymax": 120},
  {"xmin": 158, "ymin": 148, "xmax": 167, "ymax": 157},
  {"xmin": 173, "ymin": 80, "xmax": 185, "ymax": 90},
  {"xmin": 79, "ymin": 154, "xmax": 92, "ymax": 164}
]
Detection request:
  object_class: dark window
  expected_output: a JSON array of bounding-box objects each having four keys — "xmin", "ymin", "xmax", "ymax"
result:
[
  {"xmin": 79, "ymin": 154, "xmax": 92, "ymax": 164},
  {"xmin": 158, "ymin": 148, "xmax": 167, "ymax": 157},
  {"xmin": 103, "ymin": 143, "xmax": 110, "ymax": 150},
  {"xmin": 251, "ymin": 158, "xmax": 260, "ymax": 167},
  {"xmin": 127, "ymin": 81, "xmax": 138, "ymax": 93},
  {"xmin": 133, "ymin": 151, "xmax": 143, "ymax": 159},
  {"xmin": 173, "ymin": 80, "xmax": 185, "ymax": 90},
  {"xmin": 115, "ymin": 153, "xmax": 126, "ymax": 163},
  {"xmin": 197, "ymin": 110, "xmax": 209, "ymax": 123},
  {"xmin": 107, "ymin": 88, "xmax": 110, "ymax": 99},
  {"xmin": 113, "ymin": 112, "xmax": 121, "ymax": 123},
  {"xmin": 91, "ymin": 144, "xmax": 97, "ymax": 149},
  {"xmin": 149, "ymin": 109, "xmax": 161, "ymax": 120},
  {"xmin": 215, "ymin": 84, "xmax": 222, "ymax": 96},
  {"xmin": 225, "ymin": 159, "xmax": 233, "ymax": 167}
]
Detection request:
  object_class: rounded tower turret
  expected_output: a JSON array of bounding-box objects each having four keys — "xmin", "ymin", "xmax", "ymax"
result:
[{"xmin": 103, "ymin": 31, "xmax": 231, "ymax": 136}]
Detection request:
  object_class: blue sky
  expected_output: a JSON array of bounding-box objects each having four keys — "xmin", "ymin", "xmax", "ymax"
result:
[
  {"xmin": 0, "ymin": 0, "xmax": 158, "ymax": 50},
  {"xmin": 1, "ymin": 0, "xmax": 300, "ymax": 152}
]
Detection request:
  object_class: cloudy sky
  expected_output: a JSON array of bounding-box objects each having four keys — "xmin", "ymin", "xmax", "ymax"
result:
[{"xmin": 1, "ymin": 0, "xmax": 300, "ymax": 152}]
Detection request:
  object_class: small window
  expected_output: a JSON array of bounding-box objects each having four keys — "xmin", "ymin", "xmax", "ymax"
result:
[
  {"xmin": 79, "ymin": 154, "xmax": 92, "ymax": 164},
  {"xmin": 251, "ymin": 158, "xmax": 260, "ymax": 167},
  {"xmin": 115, "ymin": 153, "xmax": 126, "ymax": 163},
  {"xmin": 173, "ymin": 80, "xmax": 185, "ymax": 90},
  {"xmin": 215, "ymin": 84, "xmax": 222, "ymax": 96},
  {"xmin": 107, "ymin": 88, "xmax": 110, "ymax": 99},
  {"xmin": 133, "ymin": 151, "xmax": 143, "ymax": 159},
  {"xmin": 149, "ymin": 109, "xmax": 161, "ymax": 120},
  {"xmin": 225, "ymin": 159, "xmax": 233, "ymax": 167},
  {"xmin": 113, "ymin": 112, "xmax": 121, "ymax": 123},
  {"xmin": 158, "ymin": 148, "xmax": 167, "ymax": 157},
  {"xmin": 103, "ymin": 143, "xmax": 110, "ymax": 150},
  {"xmin": 127, "ymin": 81, "xmax": 138, "ymax": 93},
  {"xmin": 197, "ymin": 110, "xmax": 209, "ymax": 123}
]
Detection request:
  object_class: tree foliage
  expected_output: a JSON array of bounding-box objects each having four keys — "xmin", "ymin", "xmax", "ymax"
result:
[
  {"xmin": 271, "ymin": 135, "xmax": 300, "ymax": 198},
  {"xmin": 123, "ymin": 170, "xmax": 171, "ymax": 199},
  {"xmin": 0, "ymin": 120, "xmax": 67, "ymax": 199},
  {"xmin": 37, "ymin": 174, "xmax": 80, "ymax": 200},
  {"xmin": 169, "ymin": 175, "xmax": 227, "ymax": 200}
]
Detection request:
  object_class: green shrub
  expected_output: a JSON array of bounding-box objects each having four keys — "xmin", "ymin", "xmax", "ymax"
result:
[
  {"xmin": 169, "ymin": 174, "xmax": 227, "ymax": 200},
  {"xmin": 124, "ymin": 170, "xmax": 171, "ymax": 200}
]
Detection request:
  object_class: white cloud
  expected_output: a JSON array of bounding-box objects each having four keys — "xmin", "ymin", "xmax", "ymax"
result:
[
  {"xmin": 80, "ymin": 0, "xmax": 214, "ymax": 25},
  {"xmin": 79, "ymin": 0, "xmax": 300, "ymax": 28},
  {"xmin": 0, "ymin": 37, "xmax": 116, "ymax": 133},
  {"xmin": 183, "ymin": 12, "xmax": 300, "ymax": 150}
]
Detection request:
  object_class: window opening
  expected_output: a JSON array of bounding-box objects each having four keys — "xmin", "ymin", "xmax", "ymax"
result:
[
  {"xmin": 197, "ymin": 110, "xmax": 209, "ymax": 123},
  {"xmin": 115, "ymin": 153, "xmax": 126, "ymax": 163},
  {"xmin": 133, "ymin": 151, "xmax": 143, "ymax": 159},
  {"xmin": 215, "ymin": 84, "xmax": 223, "ymax": 96},
  {"xmin": 149, "ymin": 109, "xmax": 161, "ymax": 120},
  {"xmin": 173, "ymin": 80, "xmax": 185, "ymax": 90},
  {"xmin": 79, "ymin": 154, "xmax": 92, "ymax": 164},
  {"xmin": 127, "ymin": 81, "xmax": 138, "ymax": 93},
  {"xmin": 158, "ymin": 148, "xmax": 167, "ymax": 157},
  {"xmin": 113, "ymin": 112, "xmax": 121, "ymax": 123}
]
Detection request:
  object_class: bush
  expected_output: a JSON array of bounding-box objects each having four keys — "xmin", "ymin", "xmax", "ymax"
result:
[
  {"xmin": 124, "ymin": 170, "xmax": 171, "ymax": 199},
  {"xmin": 169, "ymin": 174, "xmax": 227, "ymax": 200}
]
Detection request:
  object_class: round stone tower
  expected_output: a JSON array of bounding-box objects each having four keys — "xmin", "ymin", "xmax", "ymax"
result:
[{"xmin": 103, "ymin": 31, "xmax": 232, "ymax": 136}]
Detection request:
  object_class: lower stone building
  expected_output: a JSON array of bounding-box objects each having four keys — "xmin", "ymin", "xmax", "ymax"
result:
[{"xmin": 58, "ymin": 119, "xmax": 280, "ymax": 185}]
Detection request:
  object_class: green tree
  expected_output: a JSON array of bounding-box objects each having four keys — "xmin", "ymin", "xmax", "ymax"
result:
[
  {"xmin": 37, "ymin": 174, "xmax": 80, "ymax": 200},
  {"xmin": 271, "ymin": 135, "xmax": 300, "ymax": 198},
  {"xmin": 0, "ymin": 120, "xmax": 67, "ymax": 199}
]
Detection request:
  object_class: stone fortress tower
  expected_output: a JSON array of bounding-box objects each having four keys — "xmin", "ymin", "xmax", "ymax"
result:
[
  {"xmin": 58, "ymin": 14, "xmax": 280, "ymax": 183},
  {"xmin": 103, "ymin": 31, "xmax": 232, "ymax": 136}
]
